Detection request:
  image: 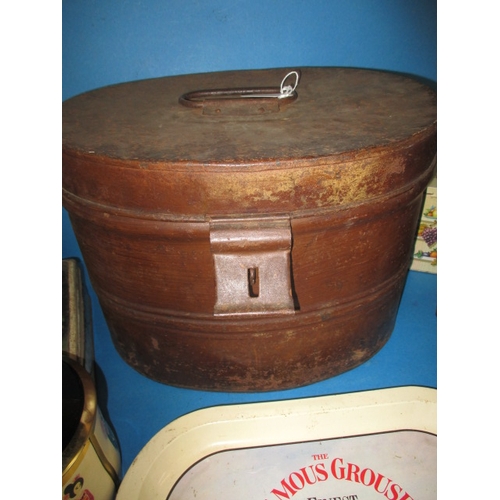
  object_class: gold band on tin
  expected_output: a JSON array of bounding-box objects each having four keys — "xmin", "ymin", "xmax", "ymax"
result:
[
  {"xmin": 63, "ymin": 438, "xmax": 92, "ymax": 485},
  {"xmin": 90, "ymin": 433, "xmax": 121, "ymax": 489},
  {"xmin": 62, "ymin": 356, "xmax": 119, "ymax": 488}
]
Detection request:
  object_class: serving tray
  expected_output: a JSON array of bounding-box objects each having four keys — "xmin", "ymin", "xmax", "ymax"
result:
[{"xmin": 117, "ymin": 386, "xmax": 436, "ymax": 499}]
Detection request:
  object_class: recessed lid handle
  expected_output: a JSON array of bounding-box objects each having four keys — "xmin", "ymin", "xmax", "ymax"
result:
[{"xmin": 179, "ymin": 70, "xmax": 300, "ymax": 115}]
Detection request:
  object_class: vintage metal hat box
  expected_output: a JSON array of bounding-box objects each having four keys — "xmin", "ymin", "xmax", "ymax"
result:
[{"xmin": 62, "ymin": 67, "xmax": 437, "ymax": 391}]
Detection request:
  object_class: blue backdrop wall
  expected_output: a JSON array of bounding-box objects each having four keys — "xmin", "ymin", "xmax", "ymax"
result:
[{"xmin": 63, "ymin": 0, "xmax": 436, "ymax": 259}]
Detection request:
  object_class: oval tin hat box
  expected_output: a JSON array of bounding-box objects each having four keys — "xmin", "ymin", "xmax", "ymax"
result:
[{"xmin": 62, "ymin": 67, "xmax": 437, "ymax": 391}]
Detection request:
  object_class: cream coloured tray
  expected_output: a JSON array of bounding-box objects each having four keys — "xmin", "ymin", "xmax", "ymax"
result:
[{"xmin": 117, "ymin": 386, "xmax": 436, "ymax": 500}]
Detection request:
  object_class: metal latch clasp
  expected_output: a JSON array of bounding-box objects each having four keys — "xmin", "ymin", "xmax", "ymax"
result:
[{"xmin": 209, "ymin": 216, "xmax": 295, "ymax": 316}]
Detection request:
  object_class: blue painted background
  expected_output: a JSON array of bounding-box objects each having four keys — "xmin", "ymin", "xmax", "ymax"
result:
[{"xmin": 63, "ymin": 0, "xmax": 436, "ymax": 100}]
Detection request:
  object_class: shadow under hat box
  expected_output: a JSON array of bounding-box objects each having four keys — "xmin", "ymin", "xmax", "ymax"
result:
[{"xmin": 62, "ymin": 67, "xmax": 437, "ymax": 392}]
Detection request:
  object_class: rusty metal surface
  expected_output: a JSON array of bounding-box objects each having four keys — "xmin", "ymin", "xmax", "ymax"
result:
[
  {"xmin": 63, "ymin": 67, "xmax": 436, "ymax": 165},
  {"xmin": 62, "ymin": 67, "xmax": 437, "ymax": 391},
  {"xmin": 210, "ymin": 216, "xmax": 295, "ymax": 316}
]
